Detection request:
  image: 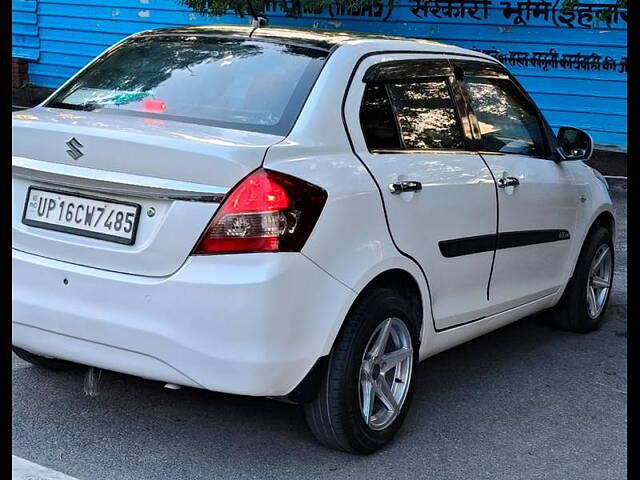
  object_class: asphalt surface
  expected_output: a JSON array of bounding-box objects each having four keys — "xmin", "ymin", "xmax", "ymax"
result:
[{"xmin": 12, "ymin": 182, "xmax": 627, "ymax": 480}]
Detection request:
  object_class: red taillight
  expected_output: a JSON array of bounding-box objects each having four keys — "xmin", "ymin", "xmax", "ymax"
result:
[{"xmin": 192, "ymin": 169, "xmax": 327, "ymax": 255}]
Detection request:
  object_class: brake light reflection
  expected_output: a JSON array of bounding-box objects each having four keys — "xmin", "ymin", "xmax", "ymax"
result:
[{"xmin": 143, "ymin": 99, "xmax": 166, "ymax": 113}]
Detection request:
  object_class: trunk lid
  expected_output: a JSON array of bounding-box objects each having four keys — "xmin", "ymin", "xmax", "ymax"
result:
[{"xmin": 12, "ymin": 108, "xmax": 282, "ymax": 276}]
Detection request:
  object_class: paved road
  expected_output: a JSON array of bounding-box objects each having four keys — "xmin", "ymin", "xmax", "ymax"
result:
[{"xmin": 12, "ymin": 182, "xmax": 627, "ymax": 480}]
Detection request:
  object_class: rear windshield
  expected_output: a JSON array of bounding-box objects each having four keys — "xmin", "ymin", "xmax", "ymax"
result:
[{"xmin": 46, "ymin": 35, "xmax": 329, "ymax": 135}]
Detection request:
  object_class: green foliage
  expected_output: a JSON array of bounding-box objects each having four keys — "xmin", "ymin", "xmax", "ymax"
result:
[
  {"xmin": 179, "ymin": 0, "xmax": 253, "ymax": 17},
  {"xmin": 560, "ymin": 0, "xmax": 627, "ymax": 27},
  {"xmin": 595, "ymin": 0, "xmax": 627, "ymax": 26},
  {"xmin": 560, "ymin": 0, "xmax": 579, "ymax": 9}
]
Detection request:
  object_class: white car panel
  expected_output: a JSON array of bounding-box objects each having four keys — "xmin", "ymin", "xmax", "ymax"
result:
[
  {"xmin": 557, "ymin": 162, "xmax": 616, "ymax": 293},
  {"xmin": 263, "ymin": 143, "xmax": 438, "ymax": 358},
  {"xmin": 482, "ymin": 152, "xmax": 580, "ymax": 311},
  {"xmin": 12, "ymin": 108, "xmax": 281, "ymax": 187},
  {"xmin": 13, "ymin": 249, "xmax": 357, "ymax": 396}
]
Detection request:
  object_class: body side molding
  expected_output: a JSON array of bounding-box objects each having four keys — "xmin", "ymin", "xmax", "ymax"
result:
[{"xmin": 439, "ymin": 229, "xmax": 571, "ymax": 258}]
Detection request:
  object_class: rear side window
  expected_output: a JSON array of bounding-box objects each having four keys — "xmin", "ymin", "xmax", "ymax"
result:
[
  {"xmin": 461, "ymin": 77, "xmax": 545, "ymax": 156},
  {"xmin": 46, "ymin": 36, "xmax": 328, "ymax": 135}
]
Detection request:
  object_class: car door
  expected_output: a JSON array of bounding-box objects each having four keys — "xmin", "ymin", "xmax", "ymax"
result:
[
  {"xmin": 453, "ymin": 58, "xmax": 580, "ymax": 312},
  {"xmin": 344, "ymin": 54, "xmax": 498, "ymax": 330}
]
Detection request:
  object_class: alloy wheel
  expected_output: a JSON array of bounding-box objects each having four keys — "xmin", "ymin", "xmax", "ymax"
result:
[
  {"xmin": 358, "ymin": 317, "xmax": 413, "ymax": 431},
  {"xmin": 586, "ymin": 244, "xmax": 613, "ymax": 319}
]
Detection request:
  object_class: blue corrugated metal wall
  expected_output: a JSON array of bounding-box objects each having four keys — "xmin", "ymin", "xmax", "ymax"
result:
[
  {"xmin": 11, "ymin": 0, "xmax": 627, "ymax": 150},
  {"xmin": 12, "ymin": 0, "xmax": 40, "ymax": 60}
]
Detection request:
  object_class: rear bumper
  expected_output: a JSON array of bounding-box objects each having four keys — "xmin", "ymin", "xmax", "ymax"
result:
[{"xmin": 12, "ymin": 249, "xmax": 356, "ymax": 396}]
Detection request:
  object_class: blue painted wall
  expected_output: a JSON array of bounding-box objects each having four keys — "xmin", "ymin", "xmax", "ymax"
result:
[{"xmin": 11, "ymin": 0, "xmax": 627, "ymax": 150}]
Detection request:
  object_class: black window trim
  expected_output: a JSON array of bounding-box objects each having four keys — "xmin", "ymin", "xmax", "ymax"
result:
[
  {"xmin": 357, "ymin": 81, "xmax": 404, "ymax": 151},
  {"xmin": 362, "ymin": 58, "xmax": 452, "ymax": 83},
  {"xmin": 382, "ymin": 82, "xmax": 406, "ymax": 150}
]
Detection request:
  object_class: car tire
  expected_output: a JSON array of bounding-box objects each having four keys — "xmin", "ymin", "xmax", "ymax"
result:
[
  {"xmin": 550, "ymin": 226, "xmax": 614, "ymax": 333},
  {"xmin": 12, "ymin": 346, "xmax": 77, "ymax": 370},
  {"xmin": 303, "ymin": 287, "xmax": 419, "ymax": 453}
]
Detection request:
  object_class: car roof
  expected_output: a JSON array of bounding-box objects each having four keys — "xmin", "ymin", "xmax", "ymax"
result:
[{"xmin": 137, "ymin": 25, "xmax": 495, "ymax": 61}]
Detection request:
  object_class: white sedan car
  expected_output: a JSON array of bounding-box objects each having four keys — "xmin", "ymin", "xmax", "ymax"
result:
[{"xmin": 12, "ymin": 26, "xmax": 615, "ymax": 453}]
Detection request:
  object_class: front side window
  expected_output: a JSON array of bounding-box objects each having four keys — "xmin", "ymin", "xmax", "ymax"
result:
[
  {"xmin": 46, "ymin": 35, "xmax": 328, "ymax": 135},
  {"xmin": 461, "ymin": 77, "xmax": 546, "ymax": 156}
]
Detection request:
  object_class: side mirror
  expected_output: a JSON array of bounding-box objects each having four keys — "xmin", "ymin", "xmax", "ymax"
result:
[{"xmin": 557, "ymin": 126, "xmax": 593, "ymax": 161}]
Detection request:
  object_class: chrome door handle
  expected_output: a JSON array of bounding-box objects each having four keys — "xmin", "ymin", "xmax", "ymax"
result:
[
  {"xmin": 389, "ymin": 180, "xmax": 422, "ymax": 194},
  {"xmin": 498, "ymin": 176, "xmax": 520, "ymax": 188}
]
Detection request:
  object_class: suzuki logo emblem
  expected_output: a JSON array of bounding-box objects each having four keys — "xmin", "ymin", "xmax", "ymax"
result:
[{"xmin": 65, "ymin": 137, "xmax": 84, "ymax": 160}]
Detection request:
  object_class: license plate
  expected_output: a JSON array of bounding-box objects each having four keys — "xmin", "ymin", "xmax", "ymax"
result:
[{"xmin": 22, "ymin": 187, "xmax": 141, "ymax": 245}]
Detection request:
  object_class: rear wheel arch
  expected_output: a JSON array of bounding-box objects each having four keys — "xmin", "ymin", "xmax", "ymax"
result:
[
  {"xmin": 283, "ymin": 268, "xmax": 424, "ymax": 405},
  {"xmin": 349, "ymin": 269, "xmax": 424, "ymax": 347}
]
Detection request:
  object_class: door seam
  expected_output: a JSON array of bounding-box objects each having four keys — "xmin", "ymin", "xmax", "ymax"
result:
[{"xmin": 478, "ymin": 151, "xmax": 500, "ymax": 301}]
